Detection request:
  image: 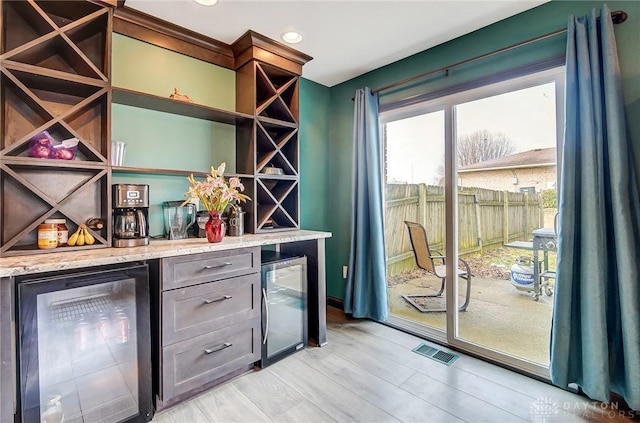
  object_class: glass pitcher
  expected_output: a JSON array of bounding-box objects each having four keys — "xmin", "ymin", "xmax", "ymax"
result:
[{"xmin": 162, "ymin": 201, "xmax": 196, "ymax": 240}]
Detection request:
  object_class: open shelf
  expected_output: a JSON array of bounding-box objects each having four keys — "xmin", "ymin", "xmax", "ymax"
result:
[
  {"xmin": 0, "ymin": 70, "xmax": 53, "ymax": 149},
  {"xmin": 6, "ymin": 34, "xmax": 104, "ymax": 80},
  {"xmin": 0, "ymin": 1, "xmax": 55, "ymax": 55},
  {"xmin": 0, "ymin": 69, "xmax": 108, "ymax": 162},
  {"xmin": 112, "ymin": 87, "xmax": 254, "ymax": 125},
  {"xmin": 7, "ymin": 68, "xmax": 105, "ymax": 115},
  {"xmin": 257, "ymin": 62, "xmax": 297, "ymax": 92},
  {"xmin": 254, "ymin": 63, "xmax": 298, "ymax": 124},
  {"xmin": 254, "ymin": 178, "xmax": 298, "ymax": 232},
  {"xmin": 62, "ymin": 11, "xmax": 110, "ymax": 78},
  {"xmin": 254, "ymin": 121, "xmax": 298, "ymax": 175},
  {"xmin": 112, "ymin": 165, "xmax": 253, "ymax": 179},
  {"xmin": 1, "ymin": 163, "xmax": 109, "ymax": 255},
  {"xmin": 257, "ymin": 96, "xmax": 296, "ymax": 123},
  {"xmin": 256, "ymin": 115, "xmax": 297, "ymax": 129},
  {"xmin": 35, "ymin": 0, "xmax": 105, "ymax": 29}
]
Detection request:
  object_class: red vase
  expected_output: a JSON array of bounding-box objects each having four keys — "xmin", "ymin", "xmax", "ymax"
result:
[{"xmin": 205, "ymin": 211, "xmax": 225, "ymax": 243}]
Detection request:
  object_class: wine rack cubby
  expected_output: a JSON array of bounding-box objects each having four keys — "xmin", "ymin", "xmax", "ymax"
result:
[{"xmin": 237, "ymin": 59, "xmax": 303, "ymax": 232}]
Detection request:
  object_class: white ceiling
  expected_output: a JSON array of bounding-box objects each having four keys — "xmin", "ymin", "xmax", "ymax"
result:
[{"xmin": 125, "ymin": 0, "xmax": 549, "ymax": 87}]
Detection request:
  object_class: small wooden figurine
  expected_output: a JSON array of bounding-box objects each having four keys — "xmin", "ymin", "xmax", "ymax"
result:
[{"xmin": 169, "ymin": 87, "xmax": 195, "ymax": 103}]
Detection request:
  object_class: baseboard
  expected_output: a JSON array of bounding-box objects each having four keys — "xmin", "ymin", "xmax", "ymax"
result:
[{"xmin": 326, "ymin": 296, "xmax": 343, "ymax": 310}]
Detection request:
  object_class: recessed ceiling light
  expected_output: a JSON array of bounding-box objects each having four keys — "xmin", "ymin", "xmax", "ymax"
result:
[
  {"xmin": 282, "ymin": 31, "xmax": 303, "ymax": 44},
  {"xmin": 194, "ymin": 0, "xmax": 218, "ymax": 5}
]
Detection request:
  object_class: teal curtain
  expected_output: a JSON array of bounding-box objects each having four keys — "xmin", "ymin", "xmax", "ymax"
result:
[
  {"xmin": 550, "ymin": 5, "xmax": 640, "ymax": 410},
  {"xmin": 344, "ymin": 87, "xmax": 388, "ymax": 321}
]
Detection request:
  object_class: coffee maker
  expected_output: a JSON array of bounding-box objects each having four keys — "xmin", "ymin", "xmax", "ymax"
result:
[{"xmin": 112, "ymin": 184, "xmax": 149, "ymax": 247}]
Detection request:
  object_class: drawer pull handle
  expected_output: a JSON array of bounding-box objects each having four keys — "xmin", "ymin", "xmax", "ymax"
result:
[
  {"xmin": 203, "ymin": 295, "xmax": 232, "ymax": 304},
  {"xmin": 204, "ymin": 342, "xmax": 232, "ymax": 355},
  {"xmin": 203, "ymin": 262, "xmax": 233, "ymax": 270}
]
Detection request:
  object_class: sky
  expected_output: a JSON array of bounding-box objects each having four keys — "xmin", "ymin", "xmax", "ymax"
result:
[{"xmin": 386, "ymin": 82, "xmax": 557, "ymax": 184}]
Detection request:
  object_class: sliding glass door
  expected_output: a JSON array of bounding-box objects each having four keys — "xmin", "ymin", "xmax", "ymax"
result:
[
  {"xmin": 382, "ymin": 67, "xmax": 564, "ymax": 377},
  {"xmin": 384, "ymin": 109, "xmax": 447, "ymax": 338}
]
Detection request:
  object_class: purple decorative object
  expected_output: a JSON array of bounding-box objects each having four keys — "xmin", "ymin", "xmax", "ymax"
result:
[{"xmin": 28, "ymin": 131, "xmax": 78, "ymax": 160}]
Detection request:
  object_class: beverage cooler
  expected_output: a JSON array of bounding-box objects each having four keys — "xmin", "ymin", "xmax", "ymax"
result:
[
  {"xmin": 16, "ymin": 263, "xmax": 153, "ymax": 423},
  {"xmin": 260, "ymin": 251, "xmax": 307, "ymax": 368}
]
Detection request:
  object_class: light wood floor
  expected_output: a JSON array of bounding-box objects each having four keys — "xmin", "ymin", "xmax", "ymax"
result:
[{"xmin": 153, "ymin": 307, "xmax": 636, "ymax": 423}]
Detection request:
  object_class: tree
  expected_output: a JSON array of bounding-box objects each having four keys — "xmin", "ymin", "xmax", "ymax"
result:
[
  {"xmin": 435, "ymin": 130, "xmax": 516, "ymax": 183},
  {"xmin": 456, "ymin": 129, "xmax": 516, "ymax": 167}
]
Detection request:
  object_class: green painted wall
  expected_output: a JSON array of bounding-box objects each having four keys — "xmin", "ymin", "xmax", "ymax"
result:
[
  {"xmin": 322, "ymin": 0, "xmax": 640, "ymax": 299},
  {"xmin": 298, "ymin": 78, "xmax": 330, "ymax": 230},
  {"xmin": 111, "ymin": 35, "xmax": 237, "ymax": 237},
  {"xmin": 111, "ymin": 172, "xmax": 197, "ymax": 237},
  {"xmin": 111, "ymin": 105, "xmax": 236, "ymax": 172},
  {"xmin": 112, "ymin": 33, "xmax": 235, "ymax": 110}
]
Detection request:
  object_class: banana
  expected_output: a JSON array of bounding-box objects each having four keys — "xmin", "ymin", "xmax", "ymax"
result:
[
  {"xmin": 83, "ymin": 227, "xmax": 95, "ymax": 245},
  {"xmin": 68, "ymin": 228, "xmax": 80, "ymax": 246},
  {"xmin": 76, "ymin": 227, "xmax": 85, "ymax": 246}
]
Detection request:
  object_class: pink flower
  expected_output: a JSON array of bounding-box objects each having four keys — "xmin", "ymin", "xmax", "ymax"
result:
[{"xmin": 183, "ymin": 162, "xmax": 251, "ymax": 212}]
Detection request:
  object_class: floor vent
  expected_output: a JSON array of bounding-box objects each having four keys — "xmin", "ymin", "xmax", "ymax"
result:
[{"xmin": 412, "ymin": 343, "xmax": 459, "ymax": 366}]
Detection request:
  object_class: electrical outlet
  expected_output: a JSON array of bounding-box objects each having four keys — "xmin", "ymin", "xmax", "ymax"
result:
[{"xmin": 342, "ymin": 265, "xmax": 348, "ymax": 279}]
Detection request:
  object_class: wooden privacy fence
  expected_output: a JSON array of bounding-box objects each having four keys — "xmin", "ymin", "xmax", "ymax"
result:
[{"xmin": 385, "ymin": 183, "xmax": 544, "ymax": 277}]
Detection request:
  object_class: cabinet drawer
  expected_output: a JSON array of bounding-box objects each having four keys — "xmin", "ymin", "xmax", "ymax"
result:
[
  {"xmin": 161, "ymin": 318, "xmax": 260, "ymax": 400},
  {"xmin": 162, "ymin": 273, "xmax": 260, "ymax": 346},
  {"xmin": 161, "ymin": 247, "xmax": 259, "ymax": 290}
]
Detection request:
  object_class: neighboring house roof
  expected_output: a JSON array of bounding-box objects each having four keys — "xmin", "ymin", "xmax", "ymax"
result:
[{"xmin": 458, "ymin": 147, "xmax": 556, "ymax": 172}]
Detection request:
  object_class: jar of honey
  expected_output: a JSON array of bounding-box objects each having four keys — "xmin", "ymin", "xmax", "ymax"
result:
[
  {"xmin": 37, "ymin": 222, "xmax": 58, "ymax": 249},
  {"xmin": 45, "ymin": 218, "xmax": 69, "ymax": 246}
]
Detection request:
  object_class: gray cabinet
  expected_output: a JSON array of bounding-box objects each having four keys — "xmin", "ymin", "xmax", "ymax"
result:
[
  {"xmin": 154, "ymin": 248, "xmax": 261, "ymax": 408},
  {"xmin": 162, "ymin": 319, "xmax": 259, "ymax": 400},
  {"xmin": 162, "ymin": 273, "xmax": 259, "ymax": 346},
  {"xmin": 160, "ymin": 248, "xmax": 259, "ymax": 290}
]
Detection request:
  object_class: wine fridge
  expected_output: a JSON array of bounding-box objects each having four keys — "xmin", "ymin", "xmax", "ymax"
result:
[
  {"xmin": 260, "ymin": 251, "xmax": 307, "ymax": 368},
  {"xmin": 16, "ymin": 263, "xmax": 153, "ymax": 423}
]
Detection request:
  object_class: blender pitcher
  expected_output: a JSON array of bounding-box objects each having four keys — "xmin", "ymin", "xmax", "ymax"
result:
[{"xmin": 163, "ymin": 201, "xmax": 196, "ymax": 239}]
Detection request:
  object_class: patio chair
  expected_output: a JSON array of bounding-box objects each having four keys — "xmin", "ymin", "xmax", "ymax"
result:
[{"xmin": 402, "ymin": 221, "xmax": 472, "ymax": 312}]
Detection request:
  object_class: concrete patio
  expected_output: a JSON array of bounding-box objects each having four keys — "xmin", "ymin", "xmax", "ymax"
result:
[{"xmin": 388, "ymin": 271, "xmax": 554, "ymax": 365}]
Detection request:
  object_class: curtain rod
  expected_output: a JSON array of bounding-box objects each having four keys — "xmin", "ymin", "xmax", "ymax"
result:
[{"xmin": 368, "ymin": 9, "xmax": 627, "ymax": 96}]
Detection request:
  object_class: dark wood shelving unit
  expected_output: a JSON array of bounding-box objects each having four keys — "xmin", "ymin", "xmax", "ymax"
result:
[
  {"xmin": 110, "ymin": 27, "xmax": 311, "ymax": 235},
  {"xmin": 236, "ymin": 60, "xmax": 303, "ymax": 232},
  {"xmin": 1, "ymin": 0, "xmax": 112, "ymax": 256},
  {"xmin": 2, "ymin": 2, "xmax": 313, "ymax": 253}
]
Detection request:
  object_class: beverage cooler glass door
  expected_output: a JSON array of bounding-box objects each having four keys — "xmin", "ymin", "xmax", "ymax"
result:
[
  {"xmin": 17, "ymin": 263, "xmax": 153, "ymax": 423},
  {"xmin": 261, "ymin": 255, "xmax": 307, "ymax": 367}
]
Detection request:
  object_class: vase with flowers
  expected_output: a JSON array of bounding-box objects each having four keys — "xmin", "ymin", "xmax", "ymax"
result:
[{"xmin": 183, "ymin": 163, "xmax": 250, "ymax": 243}]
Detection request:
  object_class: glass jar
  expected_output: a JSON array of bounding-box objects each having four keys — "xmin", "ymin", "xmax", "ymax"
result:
[
  {"xmin": 37, "ymin": 223, "xmax": 58, "ymax": 249},
  {"xmin": 45, "ymin": 219, "xmax": 68, "ymax": 247}
]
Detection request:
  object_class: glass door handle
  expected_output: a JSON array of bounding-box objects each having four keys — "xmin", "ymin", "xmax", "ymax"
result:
[
  {"xmin": 262, "ymin": 287, "xmax": 269, "ymax": 344},
  {"xmin": 203, "ymin": 295, "xmax": 232, "ymax": 304},
  {"xmin": 203, "ymin": 342, "xmax": 232, "ymax": 355}
]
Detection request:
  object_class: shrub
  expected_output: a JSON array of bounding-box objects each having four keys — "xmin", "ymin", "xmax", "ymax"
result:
[{"xmin": 542, "ymin": 189, "xmax": 557, "ymax": 208}]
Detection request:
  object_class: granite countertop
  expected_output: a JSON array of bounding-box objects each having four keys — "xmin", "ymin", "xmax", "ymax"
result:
[{"xmin": 0, "ymin": 230, "xmax": 331, "ymax": 277}]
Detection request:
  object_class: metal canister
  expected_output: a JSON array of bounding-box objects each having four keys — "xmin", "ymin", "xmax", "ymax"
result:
[{"xmin": 227, "ymin": 206, "xmax": 245, "ymax": 236}]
